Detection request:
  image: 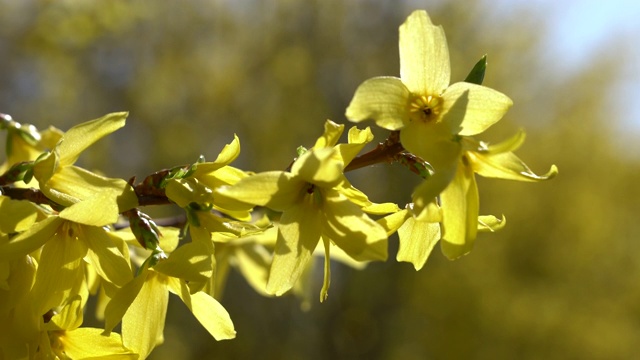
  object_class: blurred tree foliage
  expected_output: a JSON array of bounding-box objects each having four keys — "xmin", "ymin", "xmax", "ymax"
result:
[{"xmin": 1, "ymin": 0, "xmax": 638, "ymax": 359}]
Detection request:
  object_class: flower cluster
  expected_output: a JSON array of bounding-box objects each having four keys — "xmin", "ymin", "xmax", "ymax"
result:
[{"xmin": 0, "ymin": 10, "xmax": 556, "ymax": 359}]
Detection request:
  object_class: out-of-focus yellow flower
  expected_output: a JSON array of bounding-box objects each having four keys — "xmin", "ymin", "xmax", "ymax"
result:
[
  {"xmin": 31, "ymin": 112, "xmax": 138, "ymax": 219},
  {"xmin": 215, "ymin": 121, "xmax": 389, "ymax": 301}
]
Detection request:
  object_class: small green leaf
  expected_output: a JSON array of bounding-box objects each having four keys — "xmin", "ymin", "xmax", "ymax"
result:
[{"xmin": 464, "ymin": 55, "xmax": 487, "ymax": 85}]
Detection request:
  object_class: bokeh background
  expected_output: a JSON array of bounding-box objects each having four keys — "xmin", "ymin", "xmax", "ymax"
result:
[{"xmin": 1, "ymin": 0, "xmax": 639, "ymax": 359}]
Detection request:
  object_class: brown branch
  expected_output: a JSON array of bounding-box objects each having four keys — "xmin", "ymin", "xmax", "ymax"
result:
[
  {"xmin": 0, "ymin": 187, "xmax": 63, "ymax": 210},
  {"xmin": 344, "ymin": 131, "xmax": 405, "ymax": 172}
]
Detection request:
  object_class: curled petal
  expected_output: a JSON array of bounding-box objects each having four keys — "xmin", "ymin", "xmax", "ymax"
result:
[
  {"xmin": 485, "ymin": 129, "xmax": 526, "ymax": 153},
  {"xmin": 468, "ymin": 149, "xmax": 558, "ymax": 182},
  {"xmin": 210, "ymin": 134, "xmax": 241, "ymax": 166},
  {"xmin": 346, "ymin": 77, "xmax": 411, "ymax": 131},
  {"xmin": 478, "ymin": 215, "xmax": 506, "ymax": 232},
  {"xmin": 314, "ymin": 120, "xmax": 345, "ymax": 149},
  {"xmin": 335, "ymin": 126, "xmax": 374, "ymax": 166},
  {"xmin": 192, "ymin": 135, "xmax": 242, "ymax": 176},
  {"xmin": 57, "ymin": 112, "xmax": 128, "ymax": 167},
  {"xmin": 377, "ymin": 208, "xmax": 411, "ymax": 236}
]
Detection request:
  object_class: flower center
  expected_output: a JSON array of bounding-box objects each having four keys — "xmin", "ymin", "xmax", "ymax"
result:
[
  {"xmin": 304, "ymin": 183, "xmax": 323, "ymax": 207},
  {"xmin": 409, "ymin": 94, "xmax": 442, "ymax": 123}
]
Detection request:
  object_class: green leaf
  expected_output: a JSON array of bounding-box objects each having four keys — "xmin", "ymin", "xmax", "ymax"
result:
[{"xmin": 464, "ymin": 55, "xmax": 487, "ymax": 85}]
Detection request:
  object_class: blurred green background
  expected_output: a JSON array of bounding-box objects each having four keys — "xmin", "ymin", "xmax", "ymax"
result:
[{"xmin": 1, "ymin": 0, "xmax": 639, "ymax": 359}]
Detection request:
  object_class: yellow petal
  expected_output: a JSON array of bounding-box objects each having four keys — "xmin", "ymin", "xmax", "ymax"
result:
[
  {"xmin": 30, "ymin": 223, "xmax": 88, "ymax": 316},
  {"xmin": 399, "ymin": 10, "xmax": 450, "ymax": 95},
  {"xmin": 59, "ymin": 190, "xmax": 120, "ymax": 226},
  {"xmin": 410, "ymin": 161, "xmax": 458, "ymax": 215},
  {"xmin": 266, "ymin": 201, "xmax": 322, "ymax": 296},
  {"xmin": 292, "ymin": 147, "xmax": 344, "ymax": 188},
  {"xmin": 168, "ymin": 278, "xmax": 236, "ymax": 340},
  {"xmin": 313, "ymin": 120, "xmax": 345, "ymax": 149},
  {"xmin": 335, "ymin": 126, "xmax": 374, "ymax": 166},
  {"xmin": 59, "ymin": 328, "xmax": 136, "ymax": 359},
  {"xmin": 377, "ymin": 208, "xmax": 411, "ymax": 236},
  {"xmin": 414, "ymin": 201, "xmax": 443, "ymax": 223},
  {"xmin": 210, "ymin": 134, "xmax": 241, "ymax": 166},
  {"xmin": 319, "ymin": 237, "xmax": 331, "ymax": 302},
  {"xmin": 400, "ymin": 117, "xmax": 462, "ymax": 171},
  {"xmin": 44, "ymin": 165, "xmax": 138, "ymax": 210},
  {"xmin": 345, "ymin": 77, "xmax": 411, "ymax": 130},
  {"xmin": 215, "ymin": 171, "xmax": 303, "ymax": 211},
  {"xmin": 335, "ymin": 180, "xmax": 371, "ymax": 208},
  {"xmin": 322, "ymin": 190, "xmax": 388, "ymax": 262},
  {"xmin": 56, "ymin": 112, "xmax": 128, "ymax": 167},
  {"xmin": 153, "ymin": 241, "xmax": 213, "ymax": 284},
  {"xmin": 84, "ymin": 226, "xmax": 133, "ymax": 287},
  {"xmin": 312, "ymin": 240, "xmax": 367, "ymax": 270},
  {"xmin": 197, "ymin": 165, "xmax": 247, "ymax": 190},
  {"xmin": 439, "ymin": 163, "xmax": 479, "ymax": 260},
  {"xmin": 165, "ymin": 178, "xmax": 214, "ymax": 208},
  {"xmin": 468, "ymin": 143, "xmax": 559, "ymax": 182},
  {"xmin": 192, "ymin": 135, "xmax": 242, "ymax": 176},
  {"xmin": 232, "ymin": 242, "xmax": 272, "ymax": 296},
  {"xmin": 363, "ymin": 202, "xmax": 402, "ymax": 215},
  {"xmin": 1, "ymin": 251, "xmax": 36, "ymax": 315},
  {"xmin": 103, "ymin": 267, "xmax": 148, "ymax": 335},
  {"xmin": 441, "ymin": 82, "xmax": 512, "ymax": 136},
  {"xmin": 0, "ymin": 197, "xmax": 39, "ymax": 233},
  {"xmin": 397, "ymin": 216, "xmax": 441, "ymax": 270},
  {"xmin": 484, "ymin": 128, "xmax": 526, "ymax": 153},
  {"xmin": 0, "ymin": 216, "xmax": 64, "ymax": 261},
  {"xmin": 122, "ymin": 271, "xmax": 168, "ymax": 359},
  {"xmin": 47, "ymin": 295, "xmax": 84, "ymax": 331}
]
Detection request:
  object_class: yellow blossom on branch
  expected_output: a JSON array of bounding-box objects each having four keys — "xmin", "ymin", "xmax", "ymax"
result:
[
  {"xmin": 31, "ymin": 112, "xmax": 138, "ymax": 219},
  {"xmin": 347, "ymin": 10, "xmax": 557, "ymax": 259},
  {"xmin": 215, "ymin": 121, "xmax": 389, "ymax": 301}
]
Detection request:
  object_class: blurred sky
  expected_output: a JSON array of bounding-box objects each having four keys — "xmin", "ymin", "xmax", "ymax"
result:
[{"xmin": 503, "ymin": 0, "xmax": 640, "ymax": 133}]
